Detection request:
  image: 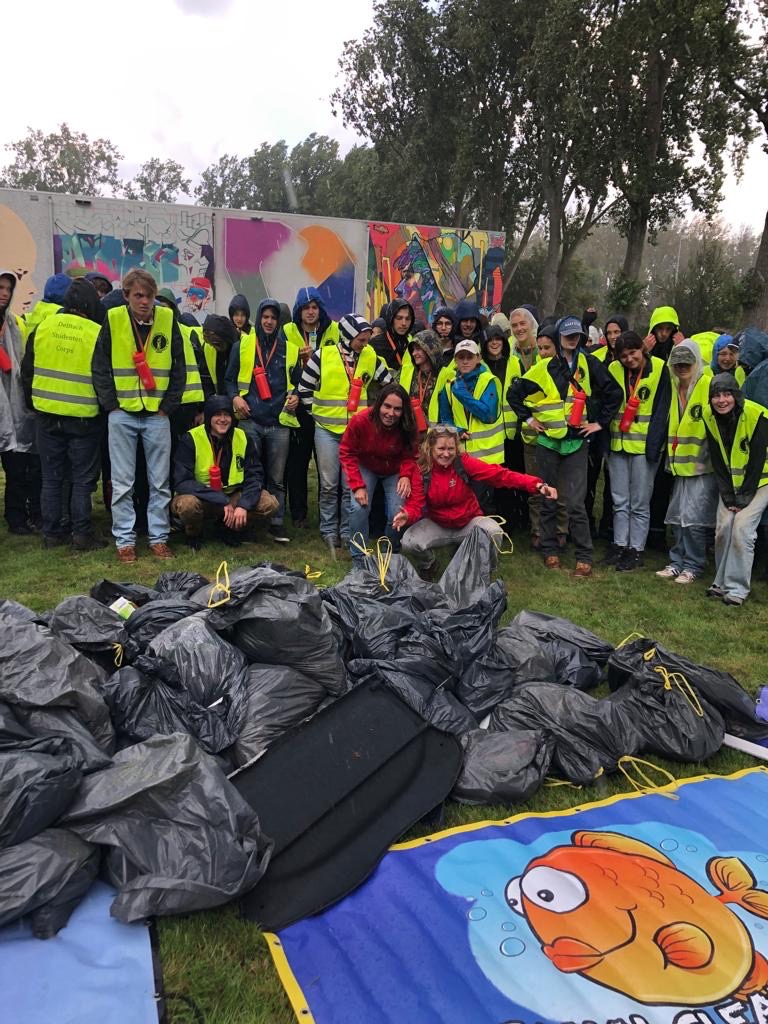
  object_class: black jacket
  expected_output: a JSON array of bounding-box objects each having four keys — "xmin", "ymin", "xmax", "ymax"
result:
[
  {"xmin": 173, "ymin": 427, "xmax": 264, "ymax": 510},
  {"xmin": 706, "ymin": 407, "xmax": 768, "ymax": 509},
  {"xmin": 612, "ymin": 356, "xmax": 672, "ymax": 463}
]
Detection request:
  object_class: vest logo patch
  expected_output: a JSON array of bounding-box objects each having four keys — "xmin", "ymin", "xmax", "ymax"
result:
[
  {"xmin": 690, "ymin": 403, "xmax": 702, "ymax": 421},
  {"xmin": 151, "ymin": 333, "xmax": 168, "ymax": 352},
  {"xmin": 740, "ymin": 438, "xmax": 749, "ymax": 454},
  {"xmin": 235, "ymin": 455, "xmax": 244, "ymax": 471},
  {"xmin": 637, "ymin": 385, "xmax": 651, "ymax": 402},
  {"xmin": 361, "ymin": 372, "xmax": 371, "ymax": 384}
]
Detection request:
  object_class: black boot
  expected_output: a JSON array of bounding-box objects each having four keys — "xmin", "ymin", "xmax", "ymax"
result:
[
  {"xmin": 616, "ymin": 547, "xmax": 643, "ymax": 571},
  {"xmin": 71, "ymin": 533, "xmax": 108, "ymax": 551},
  {"xmin": 602, "ymin": 542, "xmax": 624, "ymax": 566}
]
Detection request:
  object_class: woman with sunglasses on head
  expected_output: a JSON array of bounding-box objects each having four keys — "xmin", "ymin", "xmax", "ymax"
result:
[{"xmin": 393, "ymin": 425, "xmax": 556, "ymax": 580}]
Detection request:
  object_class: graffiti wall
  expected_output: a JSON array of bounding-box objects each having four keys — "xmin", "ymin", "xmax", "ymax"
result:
[
  {"xmin": 0, "ymin": 191, "xmax": 54, "ymax": 315},
  {"xmin": 366, "ymin": 223, "xmax": 506, "ymax": 323},
  {"xmin": 51, "ymin": 197, "xmax": 215, "ymax": 319},
  {"xmin": 218, "ymin": 213, "xmax": 369, "ymax": 322}
]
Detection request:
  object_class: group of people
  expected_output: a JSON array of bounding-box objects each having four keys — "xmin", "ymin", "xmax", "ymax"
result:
[{"xmin": 1, "ymin": 264, "xmax": 767, "ymax": 606}]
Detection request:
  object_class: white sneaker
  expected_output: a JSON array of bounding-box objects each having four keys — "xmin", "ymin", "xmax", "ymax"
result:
[
  {"xmin": 655, "ymin": 565, "xmax": 680, "ymax": 578},
  {"xmin": 674, "ymin": 570, "xmax": 697, "ymax": 585}
]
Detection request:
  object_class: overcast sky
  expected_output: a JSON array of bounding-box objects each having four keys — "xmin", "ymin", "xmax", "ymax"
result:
[{"xmin": 3, "ymin": 0, "xmax": 766, "ymax": 233}]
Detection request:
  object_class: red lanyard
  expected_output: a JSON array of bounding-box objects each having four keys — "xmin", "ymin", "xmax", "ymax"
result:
[
  {"xmin": 208, "ymin": 436, "xmax": 223, "ymax": 467},
  {"xmin": 416, "ymin": 370, "xmax": 431, "ymax": 405},
  {"xmin": 254, "ymin": 335, "xmax": 278, "ymax": 370},
  {"xmin": 386, "ymin": 332, "xmax": 403, "ymax": 367},
  {"xmin": 130, "ymin": 316, "xmax": 150, "ymax": 354}
]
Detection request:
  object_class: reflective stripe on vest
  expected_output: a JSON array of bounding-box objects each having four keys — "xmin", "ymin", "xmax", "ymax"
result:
[
  {"xmin": 703, "ymin": 398, "xmax": 768, "ymax": 490},
  {"xmin": 312, "ymin": 344, "xmax": 378, "ymax": 434},
  {"xmin": 109, "ymin": 305, "xmax": 175, "ymax": 413},
  {"xmin": 400, "ymin": 361, "xmax": 456, "ymax": 427},
  {"xmin": 609, "ymin": 355, "xmax": 664, "ymax": 455},
  {"xmin": 283, "ymin": 320, "xmax": 340, "ymax": 351},
  {"xmin": 190, "ymin": 424, "xmax": 247, "ymax": 493},
  {"xmin": 520, "ymin": 355, "xmax": 592, "ymax": 444},
  {"xmin": 667, "ymin": 373, "xmax": 711, "ymax": 477},
  {"xmin": 202, "ymin": 341, "xmax": 219, "ymax": 391},
  {"xmin": 501, "ymin": 355, "xmax": 521, "ymax": 439},
  {"xmin": 446, "ymin": 368, "xmax": 505, "ymax": 464},
  {"xmin": 31, "ymin": 313, "xmax": 101, "ymax": 417},
  {"xmin": 179, "ymin": 324, "xmax": 204, "ymax": 405}
]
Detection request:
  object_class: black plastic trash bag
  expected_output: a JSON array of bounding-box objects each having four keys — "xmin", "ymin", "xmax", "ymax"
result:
[
  {"xmin": 154, "ymin": 570, "xmax": 210, "ymax": 597},
  {"xmin": 0, "ymin": 828, "xmax": 99, "ymax": 938},
  {"xmin": 232, "ymin": 665, "xmax": 329, "ymax": 767},
  {"xmin": 90, "ymin": 579, "xmax": 158, "ymax": 607},
  {"xmin": 61, "ymin": 733, "xmax": 273, "ymax": 922},
  {"xmin": 49, "ymin": 596, "xmax": 135, "ymax": 671},
  {"xmin": 541, "ymin": 639, "xmax": 601, "ymax": 691},
  {"xmin": 456, "ymin": 625, "xmax": 556, "ymax": 718},
  {"xmin": 0, "ymin": 598, "xmax": 47, "ymax": 624},
  {"xmin": 606, "ymin": 637, "xmax": 768, "ymax": 740},
  {"xmin": 124, "ymin": 597, "xmax": 200, "ymax": 650},
  {"xmin": 429, "ymin": 581, "xmax": 507, "ymax": 674},
  {"xmin": 452, "ymin": 728, "xmax": 554, "ymax": 805},
  {"xmin": 101, "ymin": 654, "xmax": 237, "ymax": 754},
  {"xmin": 202, "ymin": 567, "xmax": 346, "ymax": 695},
  {"xmin": 326, "ymin": 554, "xmax": 448, "ymax": 617},
  {"xmin": 436, "ymin": 527, "xmax": 500, "ymax": 610},
  {"xmin": 511, "ymin": 609, "xmax": 614, "ymax": 667},
  {"xmin": 328, "ymin": 592, "xmax": 423, "ymax": 661}
]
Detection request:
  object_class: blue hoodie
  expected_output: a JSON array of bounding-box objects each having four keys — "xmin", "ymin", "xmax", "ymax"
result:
[
  {"xmin": 292, "ymin": 286, "xmax": 332, "ymax": 339},
  {"xmin": 224, "ymin": 298, "xmax": 293, "ymax": 426},
  {"xmin": 438, "ymin": 362, "xmax": 499, "ymax": 427},
  {"xmin": 739, "ymin": 327, "xmax": 768, "ymax": 410},
  {"xmin": 710, "ymin": 334, "xmax": 734, "ymax": 372}
]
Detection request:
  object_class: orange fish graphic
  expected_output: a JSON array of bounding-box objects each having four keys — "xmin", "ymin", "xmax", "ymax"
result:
[{"xmin": 505, "ymin": 830, "xmax": 768, "ymax": 1006}]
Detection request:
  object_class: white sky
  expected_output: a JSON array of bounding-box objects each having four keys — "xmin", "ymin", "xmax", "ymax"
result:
[{"xmin": 3, "ymin": 0, "xmax": 767, "ymax": 234}]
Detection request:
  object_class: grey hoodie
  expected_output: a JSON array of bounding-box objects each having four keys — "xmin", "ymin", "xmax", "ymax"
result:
[{"xmin": 0, "ymin": 271, "xmax": 35, "ymax": 453}]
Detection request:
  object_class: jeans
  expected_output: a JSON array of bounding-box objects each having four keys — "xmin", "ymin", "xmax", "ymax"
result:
[
  {"xmin": 401, "ymin": 516, "xmax": 501, "ymax": 575},
  {"xmin": 241, "ymin": 421, "xmax": 289, "ymax": 525},
  {"xmin": 108, "ymin": 409, "xmax": 171, "ymax": 548},
  {"xmin": 314, "ymin": 425, "xmax": 349, "ymax": 540},
  {"xmin": 347, "ymin": 466, "xmax": 404, "ymax": 564},
  {"xmin": 712, "ymin": 486, "xmax": 768, "ymax": 600},
  {"xmin": 608, "ymin": 451, "xmax": 659, "ymax": 551},
  {"xmin": 669, "ymin": 525, "xmax": 709, "ymax": 576},
  {"xmin": 37, "ymin": 416, "xmax": 102, "ymax": 538},
  {"xmin": 536, "ymin": 442, "xmax": 592, "ymax": 562}
]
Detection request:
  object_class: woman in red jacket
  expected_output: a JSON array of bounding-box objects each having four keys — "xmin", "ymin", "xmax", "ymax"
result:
[
  {"xmin": 393, "ymin": 425, "xmax": 557, "ymax": 579},
  {"xmin": 339, "ymin": 383, "xmax": 418, "ymax": 566}
]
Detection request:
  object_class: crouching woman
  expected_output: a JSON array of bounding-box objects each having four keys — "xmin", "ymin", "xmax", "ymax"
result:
[{"xmin": 393, "ymin": 425, "xmax": 556, "ymax": 579}]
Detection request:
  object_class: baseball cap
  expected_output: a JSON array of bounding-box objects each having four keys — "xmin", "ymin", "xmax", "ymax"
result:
[
  {"xmin": 668, "ymin": 345, "xmax": 697, "ymax": 366},
  {"xmin": 338, "ymin": 314, "xmax": 372, "ymax": 342},
  {"xmin": 558, "ymin": 316, "xmax": 585, "ymax": 337},
  {"xmin": 454, "ymin": 339, "xmax": 480, "ymax": 357}
]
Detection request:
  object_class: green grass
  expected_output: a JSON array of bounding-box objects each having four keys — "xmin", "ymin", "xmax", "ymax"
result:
[{"xmin": 2, "ymin": 496, "xmax": 768, "ymax": 1023}]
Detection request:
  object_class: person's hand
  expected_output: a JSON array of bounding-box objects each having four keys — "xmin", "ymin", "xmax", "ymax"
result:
[
  {"xmin": 222, "ymin": 503, "xmax": 235, "ymax": 528},
  {"xmin": 392, "ymin": 510, "xmax": 408, "ymax": 531},
  {"xmin": 233, "ymin": 395, "xmax": 249, "ymax": 419},
  {"xmin": 643, "ymin": 333, "xmax": 656, "ymax": 353},
  {"xmin": 396, "ymin": 476, "xmax": 411, "ymax": 498},
  {"xmin": 353, "ymin": 486, "xmax": 368, "ymax": 507},
  {"xmin": 672, "ymin": 330, "xmax": 685, "ymax": 344},
  {"xmin": 527, "ymin": 417, "xmax": 545, "ymax": 434},
  {"xmin": 579, "ymin": 422, "xmax": 602, "ymax": 435},
  {"xmin": 157, "ymin": 409, "xmax": 167, "ymax": 417},
  {"xmin": 231, "ymin": 506, "xmax": 247, "ymax": 530},
  {"xmin": 284, "ymin": 393, "xmax": 299, "ymax": 412},
  {"xmin": 537, "ymin": 483, "xmax": 558, "ymax": 500},
  {"xmin": 300, "ymin": 344, "xmax": 312, "ymax": 360}
]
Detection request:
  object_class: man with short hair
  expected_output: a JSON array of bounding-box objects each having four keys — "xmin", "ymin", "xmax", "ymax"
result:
[{"xmin": 92, "ymin": 268, "xmax": 185, "ymax": 562}]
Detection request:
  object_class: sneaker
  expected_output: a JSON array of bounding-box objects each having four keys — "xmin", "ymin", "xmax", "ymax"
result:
[
  {"xmin": 603, "ymin": 543, "xmax": 624, "ymax": 566},
  {"xmin": 616, "ymin": 547, "xmax": 643, "ymax": 571},
  {"xmin": 572, "ymin": 561, "xmax": 593, "ymax": 578},
  {"xmin": 268, "ymin": 525, "xmax": 291, "ymax": 544},
  {"xmin": 722, "ymin": 593, "xmax": 744, "ymax": 606},
  {"xmin": 706, "ymin": 584, "xmax": 725, "ymax": 598},
  {"xmin": 43, "ymin": 534, "xmax": 70, "ymax": 549},
  {"xmin": 655, "ymin": 565, "xmax": 680, "ymax": 579},
  {"xmin": 674, "ymin": 570, "xmax": 697, "ymax": 585},
  {"xmin": 71, "ymin": 534, "xmax": 107, "ymax": 551},
  {"xmin": 149, "ymin": 542, "xmax": 174, "ymax": 559},
  {"xmin": 544, "ymin": 555, "xmax": 561, "ymax": 570},
  {"xmin": 116, "ymin": 545, "xmax": 137, "ymax": 563}
]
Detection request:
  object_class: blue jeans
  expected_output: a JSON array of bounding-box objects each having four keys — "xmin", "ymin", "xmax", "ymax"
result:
[
  {"xmin": 609, "ymin": 451, "xmax": 658, "ymax": 551},
  {"xmin": 241, "ymin": 421, "xmax": 289, "ymax": 525},
  {"xmin": 108, "ymin": 409, "xmax": 171, "ymax": 547},
  {"xmin": 669, "ymin": 525, "xmax": 708, "ymax": 576},
  {"xmin": 713, "ymin": 486, "xmax": 768, "ymax": 600},
  {"xmin": 347, "ymin": 465, "xmax": 404, "ymax": 565},
  {"xmin": 37, "ymin": 416, "xmax": 102, "ymax": 537},
  {"xmin": 314, "ymin": 425, "xmax": 349, "ymax": 541}
]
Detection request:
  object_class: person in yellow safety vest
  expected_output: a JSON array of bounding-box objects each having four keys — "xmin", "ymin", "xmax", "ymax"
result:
[
  {"xmin": 201, "ymin": 314, "xmax": 238, "ymax": 395},
  {"xmin": 586, "ymin": 313, "xmax": 627, "ymax": 539},
  {"xmin": 170, "ymin": 395, "xmax": 279, "ymax": 550},
  {"xmin": 22, "ymin": 273, "xmax": 71, "ymax": 334},
  {"xmin": 400, "ymin": 329, "xmax": 454, "ymax": 432},
  {"xmin": 283, "ymin": 287, "xmax": 340, "ymax": 529},
  {"xmin": 702, "ymin": 372, "xmax": 768, "ymax": 606},
  {"xmin": 710, "ymin": 333, "xmax": 746, "ymax": 387},
  {"xmin": 643, "ymin": 305, "xmax": 685, "ymax": 363},
  {"xmin": 605, "ymin": 330, "xmax": 671, "ymax": 573},
  {"xmin": 84, "ymin": 271, "xmax": 113, "ymax": 301},
  {"xmin": 298, "ymin": 313, "xmax": 392, "ymax": 547},
  {"xmin": 508, "ymin": 306, "xmax": 540, "ymax": 374},
  {"xmin": 508, "ymin": 314, "xmax": 623, "ymax": 578},
  {"xmin": 225, "ymin": 297, "xmax": 302, "ymax": 545},
  {"xmin": 373, "ymin": 298, "xmax": 414, "ymax": 374},
  {"xmin": 228, "ymin": 294, "xmax": 253, "ymax": 338},
  {"xmin": 20, "ymin": 279, "xmax": 107, "ymax": 552},
  {"xmin": 91, "ymin": 267, "xmax": 186, "ymax": 564},
  {"xmin": 155, "ymin": 289, "xmax": 212, "ymax": 440},
  {"xmin": 431, "ymin": 305, "xmax": 457, "ymax": 367},
  {"xmin": 655, "ymin": 341, "xmax": 719, "ymax": 585}
]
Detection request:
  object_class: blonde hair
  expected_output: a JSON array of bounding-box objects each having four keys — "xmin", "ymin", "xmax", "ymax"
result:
[
  {"xmin": 416, "ymin": 426, "xmax": 462, "ymax": 472},
  {"xmin": 122, "ymin": 268, "xmax": 157, "ymax": 296}
]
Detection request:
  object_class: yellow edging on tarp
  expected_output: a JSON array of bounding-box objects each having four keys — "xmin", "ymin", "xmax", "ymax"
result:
[{"xmin": 263, "ymin": 765, "xmax": 768, "ymax": 1022}]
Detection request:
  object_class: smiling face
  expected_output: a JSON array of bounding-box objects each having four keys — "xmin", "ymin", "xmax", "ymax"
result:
[
  {"xmin": 487, "ymin": 337, "xmax": 505, "ymax": 358},
  {"xmin": 619, "ymin": 346, "xmax": 644, "ymax": 371},
  {"xmin": 459, "ymin": 318, "xmax": 477, "ymax": 338},
  {"xmin": 260, "ymin": 308, "xmax": 278, "ymax": 333},
  {"xmin": 711, "ymin": 391, "xmax": 736, "ymax": 415},
  {"xmin": 605, "ymin": 323, "xmax": 622, "ymax": 348},
  {"xmin": 717, "ymin": 348, "xmax": 738, "ymax": 371},
  {"xmin": 412, "ymin": 346, "xmax": 428, "ymax": 368},
  {"xmin": 378, "ymin": 392, "xmax": 404, "ymax": 428},
  {"xmin": 209, "ymin": 410, "xmax": 233, "ymax": 437},
  {"xmin": 432, "ymin": 434, "xmax": 458, "ymax": 466},
  {"xmin": 510, "ymin": 312, "xmax": 533, "ymax": 346},
  {"xmin": 537, "ymin": 337, "xmax": 556, "ymax": 359}
]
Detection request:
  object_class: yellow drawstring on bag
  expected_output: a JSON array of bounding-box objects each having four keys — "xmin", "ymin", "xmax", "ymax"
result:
[
  {"xmin": 304, "ymin": 564, "xmax": 323, "ymax": 580},
  {"xmin": 349, "ymin": 534, "xmax": 394, "ymax": 591},
  {"xmin": 617, "ymin": 631, "xmax": 646, "ymax": 649},
  {"xmin": 617, "ymin": 756, "xmax": 678, "ymax": 800},
  {"xmin": 487, "ymin": 516, "xmax": 515, "ymax": 556},
  {"xmin": 653, "ymin": 665, "xmax": 704, "ymax": 717},
  {"xmin": 112, "ymin": 643, "xmax": 124, "ymax": 668},
  {"xmin": 207, "ymin": 560, "xmax": 231, "ymax": 608}
]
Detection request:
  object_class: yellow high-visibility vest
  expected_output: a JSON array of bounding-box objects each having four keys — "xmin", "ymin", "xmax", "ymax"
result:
[{"xmin": 31, "ymin": 313, "xmax": 100, "ymax": 417}]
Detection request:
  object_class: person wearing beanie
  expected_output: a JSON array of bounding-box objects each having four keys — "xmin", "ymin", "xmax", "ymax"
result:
[
  {"xmin": 20, "ymin": 279, "xmax": 106, "ymax": 550},
  {"xmin": 85, "ymin": 272, "xmax": 113, "ymax": 299},
  {"xmin": 228, "ymin": 294, "xmax": 253, "ymax": 337},
  {"xmin": 431, "ymin": 306, "xmax": 457, "ymax": 365},
  {"xmin": 298, "ymin": 313, "xmax": 392, "ymax": 547},
  {"xmin": 225, "ymin": 298, "xmax": 302, "ymax": 544},
  {"xmin": 201, "ymin": 314, "xmax": 237, "ymax": 394},
  {"xmin": 23, "ymin": 273, "xmax": 72, "ymax": 333},
  {"xmin": 171, "ymin": 395, "xmax": 278, "ymax": 549},
  {"xmin": 702, "ymin": 372, "xmax": 768, "ymax": 605}
]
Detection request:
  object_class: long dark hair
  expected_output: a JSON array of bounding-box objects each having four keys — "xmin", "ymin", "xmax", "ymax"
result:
[{"xmin": 371, "ymin": 383, "xmax": 417, "ymax": 440}]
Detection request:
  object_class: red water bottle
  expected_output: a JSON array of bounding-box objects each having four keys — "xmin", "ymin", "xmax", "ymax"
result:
[
  {"xmin": 132, "ymin": 350, "xmax": 156, "ymax": 390},
  {"xmin": 347, "ymin": 377, "xmax": 363, "ymax": 413},
  {"xmin": 208, "ymin": 464, "xmax": 222, "ymax": 490},
  {"xmin": 253, "ymin": 365, "xmax": 272, "ymax": 400},
  {"xmin": 0, "ymin": 346, "xmax": 11, "ymax": 373},
  {"xmin": 619, "ymin": 395, "xmax": 640, "ymax": 433},
  {"xmin": 410, "ymin": 395, "xmax": 428, "ymax": 432},
  {"xmin": 568, "ymin": 388, "xmax": 586, "ymax": 426}
]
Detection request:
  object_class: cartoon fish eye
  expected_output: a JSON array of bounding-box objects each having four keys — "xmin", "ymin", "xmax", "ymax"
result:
[
  {"xmin": 520, "ymin": 867, "xmax": 588, "ymax": 913},
  {"xmin": 505, "ymin": 876, "xmax": 524, "ymax": 916}
]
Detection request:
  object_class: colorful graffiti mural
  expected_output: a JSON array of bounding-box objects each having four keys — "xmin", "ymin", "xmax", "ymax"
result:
[
  {"xmin": 366, "ymin": 223, "xmax": 506, "ymax": 323},
  {"xmin": 0, "ymin": 192, "xmax": 54, "ymax": 315},
  {"xmin": 220, "ymin": 214, "xmax": 368, "ymax": 321},
  {"xmin": 51, "ymin": 199, "xmax": 215, "ymax": 319}
]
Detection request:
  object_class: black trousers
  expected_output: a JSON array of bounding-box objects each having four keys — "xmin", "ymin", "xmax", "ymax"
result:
[
  {"xmin": 536, "ymin": 443, "xmax": 593, "ymax": 563},
  {"xmin": 37, "ymin": 416, "xmax": 102, "ymax": 537},
  {"xmin": 586, "ymin": 442, "xmax": 613, "ymax": 535},
  {"xmin": 1, "ymin": 450, "xmax": 42, "ymax": 529},
  {"xmin": 286, "ymin": 409, "xmax": 315, "ymax": 523}
]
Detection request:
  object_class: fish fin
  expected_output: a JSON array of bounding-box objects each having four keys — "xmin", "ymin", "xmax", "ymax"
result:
[
  {"xmin": 572, "ymin": 831, "xmax": 674, "ymax": 866},
  {"xmin": 708, "ymin": 856, "xmax": 757, "ymax": 895},
  {"xmin": 653, "ymin": 922, "xmax": 714, "ymax": 970},
  {"xmin": 543, "ymin": 937, "xmax": 603, "ymax": 973},
  {"xmin": 734, "ymin": 952, "xmax": 768, "ymax": 1001}
]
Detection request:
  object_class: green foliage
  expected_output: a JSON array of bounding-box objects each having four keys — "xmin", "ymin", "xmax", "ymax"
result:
[
  {"xmin": 606, "ymin": 274, "xmax": 647, "ymax": 314},
  {"xmin": 0, "ymin": 123, "xmax": 122, "ymax": 197},
  {"xmin": 668, "ymin": 237, "xmax": 744, "ymax": 330},
  {"xmin": 123, "ymin": 158, "xmax": 191, "ymax": 203}
]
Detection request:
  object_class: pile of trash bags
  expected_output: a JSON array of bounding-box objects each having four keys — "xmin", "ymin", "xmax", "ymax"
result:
[{"xmin": 1, "ymin": 534, "xmax": 764, "ymax": 938}]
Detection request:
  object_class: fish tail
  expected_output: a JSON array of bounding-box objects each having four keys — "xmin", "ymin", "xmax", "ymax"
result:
[{"xmin": 709, "ymin": 856, "xmax": 768, "ymax": 920}]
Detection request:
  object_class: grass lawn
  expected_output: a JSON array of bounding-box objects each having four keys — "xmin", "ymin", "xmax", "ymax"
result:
[{"xmin": 1, "ymin": 493, "xmax": 767, "ymax": 1023}]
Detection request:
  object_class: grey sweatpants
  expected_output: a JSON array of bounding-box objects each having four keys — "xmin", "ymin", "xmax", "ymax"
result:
[{"xmin": 401, "ymin": 515, "xmax": 502, "ymax": 571}]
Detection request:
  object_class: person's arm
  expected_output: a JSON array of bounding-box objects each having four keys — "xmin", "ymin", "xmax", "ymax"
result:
[
  {"xmin": 338, "ymin": 412, "xmax": 368, "ymax": 492},
  {"xmin": 370, "ymin": 355, "xmax": 393, "ymax": 387},
  {"xmin": 192, "ymin": 329, "xmax": 214, "ymax": 400},
  {"xmin": 160, "ymin": 321, "xmax": 186, "ymax": 415},
  {"xmin": 172, "ymin": 434, "xmax": 229, "ymax": 505},
  {"xmin": 507, "ymin": 375, "xmax": 545, "ymax": 421},
  {"xmin": 587, "ymin": 354, "xmax": 623, "ymax": 428},
  {"xmin": 235, "ymin": 434, "xmax": 265, "ymax": 510},
  {"xmin": 461, "ymin": 453, "xmax": 543, "ymax": 494},
  {"xmin": 737, "ymin": 413, "xmax": 768, "ymax": 507},
  {"xmin": 645, "ymin": 362, "xmax": 672, "ymax": 462},
  {"xmin": 20, "ymin": 328, "xmax": 36, "ymax": 410},
  {"xmin": 224, "ymin": 340, "xmax": 242, "ymax": 400},
  {"xmin": 91, "ymin": 317, "xmax": 119, "ymax": 412},
  {"xmin": 396, "ymin": 462, "xmax": 424, "ymax": 525},
  {"xmin": 704, "ymin": 423, "xmax": 737, "ymax": 505},
  {"xmin": 451, "ymin": 375, "xmax": 499, "ymax": 423},
  {"xmin": 437, "ymin": 385, "xmax": 456, "ymax": 427},
  {"xmin": 298, "ymin": 350, "xmax": 322, "ymax": 408}
]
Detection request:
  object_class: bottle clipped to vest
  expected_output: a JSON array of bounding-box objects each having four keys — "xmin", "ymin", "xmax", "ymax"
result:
[
  {"xmin": 253, "ymin": 364, "xmax": 272, "ymax": 400},
  {"xmin": 568, "ymin": 387, "xmax": 586, "ymax": 426},
  {"xmin": 208, "ymin": 464, "xmax": 223, "ymax": 491},
  {"xmin": 0, "ymin": 345, "xmax": 11, "ymax": 373},
  {"xmin": 132, "ymin": 349, "xmax": 156, "ymax": 390},
  {"xmin": 347, "ymin": 377, "xmax": 364, "ymax": 413},
  {"xmin": 410, "ymin": 395, "xmax": 428, "ymax": 432},
  {"xmin": 619, "ymin": 395, "xmax": 640, "ymax": 433}
]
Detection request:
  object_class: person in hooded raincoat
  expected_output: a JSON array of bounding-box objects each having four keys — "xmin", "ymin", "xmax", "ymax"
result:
[
  {"xmin": 710, "ymin": 334, "xmax": 745, "ymax": 386},
  {"xmin": 373, "ymin": 298, "xmax": 415, "ymax": 373},
  {"xmin": 431, "ymin": 305, "xmax": 457, "ymax": 366},
  {"xmin": 739, "ymin": 327, "xmax": 768, "ymax": 410}
]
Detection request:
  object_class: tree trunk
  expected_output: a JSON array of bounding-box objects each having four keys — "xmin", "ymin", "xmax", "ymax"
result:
[
  {"xmin": 621, "ymin": 201, "xmax": 650, "ymax": 283},
  {"xmin": 540, "ymin": 175, "xmax": 562, "ymax": 317},
  {"xmin": 745, "ymin": 207, "xmax": 768, "ymax": 326},
  {"xmin": 502, "ymin": 199, "xmax": 543, "ymax": 291}
]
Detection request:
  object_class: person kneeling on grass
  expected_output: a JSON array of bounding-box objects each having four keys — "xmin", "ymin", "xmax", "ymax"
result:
[
  {"xmin": 171, "ymin": 395, "xmax": 278, "ymax": 550},
  {"xmin": 392, "ymin": 425, "xmax": 557, "ymax": 581}
]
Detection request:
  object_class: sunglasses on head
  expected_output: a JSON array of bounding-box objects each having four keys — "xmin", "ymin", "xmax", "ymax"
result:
[{"xmin": 431, "ymin": 425, "xmax": 459, "ymax": 436}]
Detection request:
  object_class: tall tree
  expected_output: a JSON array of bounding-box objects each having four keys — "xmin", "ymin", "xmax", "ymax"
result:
[
  {"xmin": 288, "ymin": 134, "xmax": 341, "ymax": 216},
  {"xmin": 195, "ymin": 143, "xmax": 292, "ymax": 211},
  {"xmin": 0, "ymin": 123, "xmax": 122, "ymax": 196},
  {"xmin": 124, "ymin": 158, "xmax": 191, "ymax": 203},
  {"xmin": 195, "ymin": 153, "xmax": 249, "ymax": 207}
]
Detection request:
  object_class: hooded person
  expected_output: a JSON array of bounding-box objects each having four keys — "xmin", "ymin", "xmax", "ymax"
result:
[
  {"xmin": 201, "ymin": 314, "xmax": 237, "ymax": 395},
  {"xmin": 156, "ymin": 289, "xmax": 211, "ymax": 440},
  {"xmin": 84, "ymin": 272, "xmax": 113, "ymax": 299},
  {"xmin": 23, "ymin": 273, "xmax": 71, "ymax": 333},
  {"xmin": 228, "ymin": 293, "xmax": 253, "ymax": 337},
  {"xmin": 284, "ymin": 286, "xmax": 339, "ymax": 359},
  {"xmin": 431, "ymin": 305, "xmax": 457, "ymax": 365},
  {"xmin": 170, "ymin": 395, "xmax": 278, "ymax": 549},
  {"xmin": 452, "ymin": 298, "xmax": 486, "ymax": 345},
  {"xmin": 399, "ymin": 329, "xmax": 454, "ymax": 430},
  {"xmin": 279, "ymin": 302, "xmax": 292, "ymax": 328},
  {"xmin": 490, "ymin": 312, "xmax": 512, "ymax": 338},
  {"xmin": 374, "ymin": 298, "xmax": 415, "ymax": 371},
  {"xmin": 507, "ymin": 314, "xmax": 623, "ymax": 577},
  {"xmin": 738, "ymin": 327, "xmax": 768, "ymax": 410},
  {"xmin": 585, "ymin": 315, "xmax": 627, "ymax": 538},
  {"xmin": 592, "ymin": 314, "xmax": 628, "ymax": 365},
  {"xmin": 701, "ymin": 372, "xmax": 768, "ymax": 605},
  {"xmin": 225, "ymin": 297, "xmax": 302, "ymax": 544},
  {"xmin": 710, "ymin": 333, "xmax": 745, "ymax": 385},
  {"xmin": 644, "ymin": 305, "xmax": 683, "ymax": 363},
  {"xmin": 20, "ymin": 279, "xmax": 106, "ymax": 551},
  {"xmin": 508, "ymin": 306, "xmax": 540, "ymax": 373},
  {"xmin": 0, "ymin": 270, "xmax": 40, "ymax": 534}
]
